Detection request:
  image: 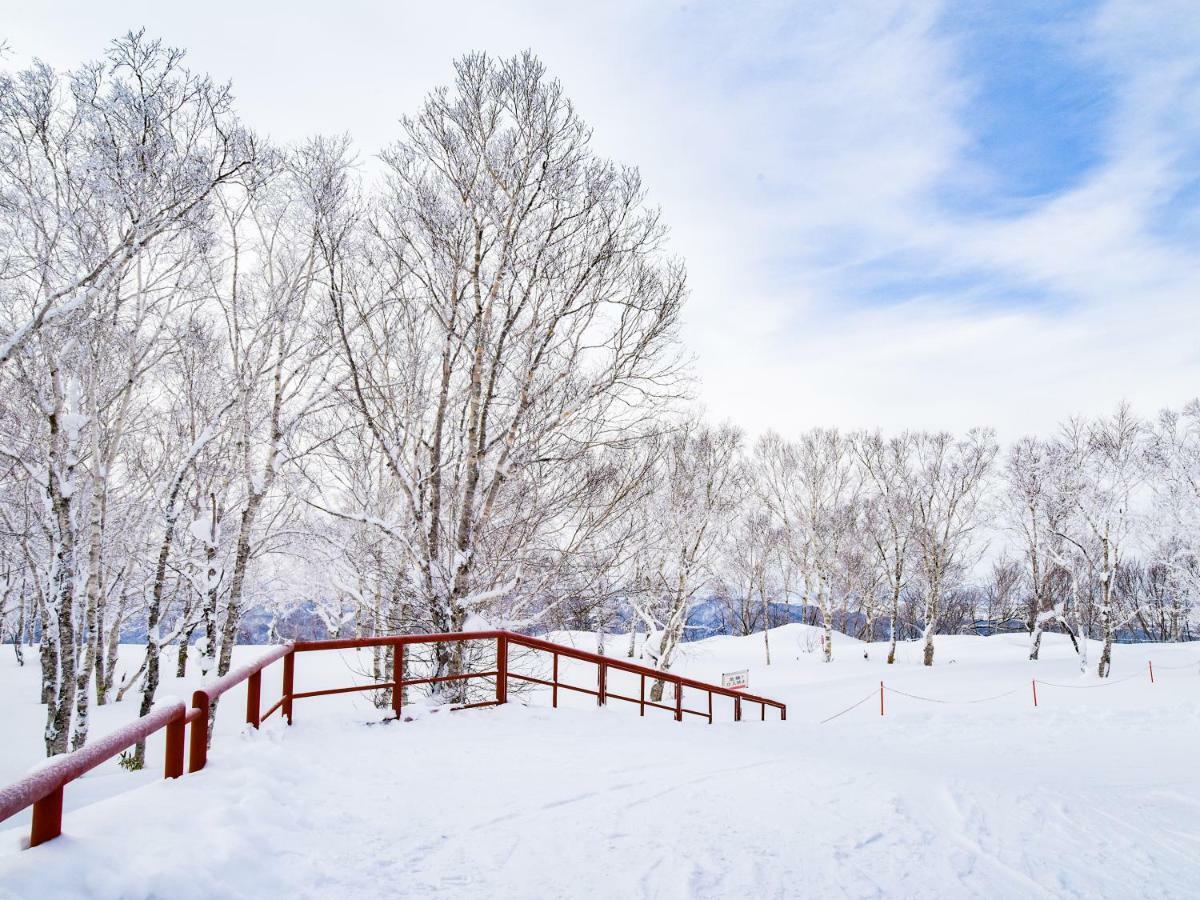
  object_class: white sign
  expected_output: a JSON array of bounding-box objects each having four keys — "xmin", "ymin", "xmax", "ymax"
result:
[{"xmin": 721, "ymin": 669, "xmax": 749, "ymax": 691}]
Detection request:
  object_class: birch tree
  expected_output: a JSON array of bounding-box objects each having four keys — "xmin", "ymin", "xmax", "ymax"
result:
[
  {"xmin": 638, "ymin": 421, "xmax": 742, "ymax": 700},
  {"xmin": 852, "ymin": 430, "xmax": 915, "ymax": 664},
  {"xmin": 1055, "ymin": 406, "xmax": 1147, "ymax": 676},
  {"xmin": 906, "ymin": 429, "xmax": 997, "ymax": 666},
  {"xmin": 757, "ymin": 429, "xmax": 857, "ymax": 662},
  {"xmin": 328, "ymin": 52, "xmax": 685, "ymax": 687},
  {"xmin": 0, "ymin": 31, "xmax": 250, "ymax": 369}
]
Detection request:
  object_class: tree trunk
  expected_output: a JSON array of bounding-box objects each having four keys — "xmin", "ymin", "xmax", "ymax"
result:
[
  {"xmin": 760, "ymin": 569, "xmax": 771, "ymax": 666},
  {"xmin": 99, "ymin": 593, "xmax": 126, "ymax": 704},
  {"xmin": 176, "ymin": 626, "xmax": 195, "ymax": 678},
  {"xmin": 922, "ymin": 577, "xmax": 940, "ymax": 667},
  {"xmin": 1028, "ymin": 622, "xmax": 1044, "ymax": 661},
  {"xmin": 70, "ymin": 462, "xmax": 106, "ymax": 751},
  {"xmin": 132, "ymin": 475, "xmax": 190, "ymax": 767},
  {"xmin": 39, "ymin": 596, "xmax": 56, "ymax": 705},
  {"xmin": 43, "ymin": 373, "xmax": 81, "ymax": 757},
  {"xmin": 886, "ymin": 563, "xmax": 901, "ymax": 665}
]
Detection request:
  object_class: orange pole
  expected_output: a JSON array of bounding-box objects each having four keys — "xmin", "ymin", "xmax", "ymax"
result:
[
  {"xmin": 188, "ymin": 691, "xmax": 209, "ymax": 773},
  {"xmin": 496, "ymin": 635, "xmax": 508, "ymax": 705},
  {"xmin": 246, "ymin": 670, "xmax": 262, "ymax": 728},
  {"xmin": 29, "ymin": 785, "xmax": 63, "ymax": 847},
  {"xmin": 391, "ymin": 643, "xmax": 405, "ymax": 719},
  {"xmin": 164, "ymin": 713, "xmax": 185, "ymax": 779},
  {"xmin": 282, "ymin": 651, "xmax": 295, "ymax": 725}
]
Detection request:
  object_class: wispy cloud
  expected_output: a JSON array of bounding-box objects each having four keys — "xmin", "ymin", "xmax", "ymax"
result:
[{"xmin": 5, "ymin": 0, "xmax": 1197, "ymax": 438}]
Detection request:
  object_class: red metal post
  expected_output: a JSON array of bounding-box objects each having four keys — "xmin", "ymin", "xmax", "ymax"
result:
[
  {"xmin": 188, "ymin": 690, "xmax": 210, "ymax": 774},
  {"xmin": 780, "ymin": 704, "xmax": 786, "ymax": 722},
  {"xmin": 496, "ymin": 635, "xmax": 508, "ymax": 705},
  {"xmin": 734, "ymin": 695, "xmax": 741, "ymax": 722},
  {"xmin": 598, "ymin": 660, "xmax": 607, "ymax": 707},
  {"xmin": 639, "ymin": 673, "xmax": 645, "ymax": 717},
  {"xmin": 761, "ymin": 701, "xmax": 765, "ymax": 722},
  {"xmin": 164, "ymin": 713, "xmax": 185, "ymax": 779},
  {"xmin": 29, "ymin": 785, "xmax": 63, "ymax": 847},
  {"xmin": 282, "ymin": 650, "xmax": 295, "ymax": 725},
  {"xmin": 707, "ymin": 690, "xmax": 713, "ymax": 724},
  {"xmin": 552, "ymin": 652, "xmax": 559, "ymax": 709},
  {"xmin": 880, "ymin": 681, "xmax": 885, "ymax": 716},
  {"xmin": 675, "ymin": 681, "xmax": 683, "ymax": 722},
  {"xmin": 392, "ymin": 643, "xmax": 405, "ymax": 719},
  {"xmin": 1149, "ymin": 661, "xmax": 1155, "ymax": 684},
  {"xmin": 1032, "ymin": 679, "xmax": 1038, "ymax": 708},
  {"xmin": 246, "ymin": 670, "xmax": 262, "ymax": 729}
]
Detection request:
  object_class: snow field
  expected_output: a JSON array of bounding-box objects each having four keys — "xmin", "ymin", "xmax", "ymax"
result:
[{"xmin": 1, "ymin": 625, "xmax": 1198, "ymax": 898}]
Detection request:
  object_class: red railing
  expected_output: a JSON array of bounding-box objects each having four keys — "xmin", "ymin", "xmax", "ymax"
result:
[{"xmin": 0, "ymin": 631, "xmax": 785, "ymax": 848}]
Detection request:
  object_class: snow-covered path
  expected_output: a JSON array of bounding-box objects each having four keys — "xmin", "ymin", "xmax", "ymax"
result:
[
  {"xmin": 1, "ymin": 628, "xmax": 1198, "ymax": 898},
  {"xmin": 2, "ymin": 690, "xmax": 1198, "ymax": 897}
]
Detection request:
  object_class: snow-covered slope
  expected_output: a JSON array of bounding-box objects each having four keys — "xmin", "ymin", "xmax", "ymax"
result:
[{"xmin": 1, "ymin": 628, "xmax": 1198, "ymax": 899}]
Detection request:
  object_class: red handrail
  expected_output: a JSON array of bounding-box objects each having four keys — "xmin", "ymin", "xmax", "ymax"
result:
[
  {"xmin": 0, "ymin": 642, "xmax": 294, "ymax": 847},
  {"xmin": 0, "ymin": 700, "xmax": 188, "ymax": 845},
  {"xmin": 0, "ymin": 631, "xmax": 785, "ymax": 849}
]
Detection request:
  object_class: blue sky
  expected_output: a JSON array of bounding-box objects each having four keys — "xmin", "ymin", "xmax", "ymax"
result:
[
  {"xmin": 938, "ymin": 0, "xmax": 1114, "ymax": 212},
  {"xmin": 5, "ymin": 0, "xmax": 1198, "ymax": 437}
]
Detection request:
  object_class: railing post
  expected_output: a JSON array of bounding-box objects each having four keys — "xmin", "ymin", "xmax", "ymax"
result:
[
  {"xmin": 496, "ymin": 634, "xmax": 508, "ymax": 705},
  {"xmin": 392, "ymin": 642, "xmax": 405, "ymax": 719},
  {"xmin": 674, "ymin": 681, "xmax": 682, "ymax": 722},
  {"xmin": 734, "ymin": 695, "xmax": 741, "ymax": 722},
  {"xmin": 761, "ymin": 700, "xmax": 765, "ymax": 721},
  {"xmin": 188, "ymin": 690, "xmax": 210, "ymax": 774},
  {"xmin": 246, "ymin": 670, "xmax": 262, "ymax": 729},
  {"xmin": 282, "ymin": 650, "xmax": 295, "ymax": 725},
  {"xmin": 552, "ymin": 652, "xmax": 559, "ymax": 709},
  {"xmin": 30, "ymin": 785, "xmax": 63, "ymax": 847},
  {"xmin": 164, "ymin": 712, "xmax": 185, "ymax": 779},
  {"xmin": 707, "ymin": 690, "xmax": 713, "ymax": 724},
  {"xmin": 780, "ymin": 704, "xmax": 787, "ymax": 722},
  {"xmin": 598, "ymin": 660, "xmax": 606, "ymax": 707},
  {"xmin": 639, "ymin": 673, "xmax": 645, "ymax": 717},
  {"xmin": 1031, "ymin": 678, "xmax": 1038, "ymax": 708}
]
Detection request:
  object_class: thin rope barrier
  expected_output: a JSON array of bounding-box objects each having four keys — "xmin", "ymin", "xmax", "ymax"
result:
[
  {"xmin": 819, "ymin": 690, "xmax": 879, "ymax": 724},
  {"xmin": 884, "ymin": 685, "xmax": 1021, "ymax": 705},
  {"xmin": 1034, "ymin": 673, "xmax": 1138, "ymax": 689},
  {"xmin": 1151, "ymin": 659, "xmax": 1200, "ymax": 671}
]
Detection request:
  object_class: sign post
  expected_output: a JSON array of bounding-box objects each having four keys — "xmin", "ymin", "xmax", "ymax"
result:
[{"xmin": 721, "ymin": 669, "xmax": 749, "ymax": 691}]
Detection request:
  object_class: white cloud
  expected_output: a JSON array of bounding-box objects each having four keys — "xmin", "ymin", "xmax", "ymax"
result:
[{"xmin": 4, "ymin": 0, "xmax": 1196, "ymax": 439}]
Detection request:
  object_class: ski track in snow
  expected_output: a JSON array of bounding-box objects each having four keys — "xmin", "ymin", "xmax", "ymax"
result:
[{"xmin": 0, "ymin": 625, "xmax": 1198, "ymax": 899}]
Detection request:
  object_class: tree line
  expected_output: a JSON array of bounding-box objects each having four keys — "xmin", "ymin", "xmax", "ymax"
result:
[{"xmin": 0, "ymin": 35, "xmax": 1196, "ymax": 757}]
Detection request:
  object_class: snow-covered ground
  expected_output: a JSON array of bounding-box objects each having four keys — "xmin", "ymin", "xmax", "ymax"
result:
[{"xmin": 1, "ymin": 626, "xmax": 1198, "ymax": 898}]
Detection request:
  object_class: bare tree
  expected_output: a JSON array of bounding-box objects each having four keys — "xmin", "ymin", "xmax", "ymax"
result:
[
  {"xmin": 757, "ymin": 429, "xmax": 857, "ymax": 662},
  {"xmin": 906, "ymin": 429, "xmax": 997, "ymax": 666},
  {"xmin": 0, "ymin": 31, "xmax": 250, "ymax": 369},
  {"xmin": 328, "ymin": 53, "xmax": 685, "ymax": 690},
  {"xmin": 636, "ymin": 421, "xmax": 742, "ymax": 700},
  {"xmin": 1054, "ymin": 406, "xmax": 1147, "ymax": 676},
  {"xmin": 852, "ymin": 431, "xmax": 915, "ymax": 664},
  {"xmin": 1004, "ymin": 436, "xmax": 1077, "ymax": 660}
]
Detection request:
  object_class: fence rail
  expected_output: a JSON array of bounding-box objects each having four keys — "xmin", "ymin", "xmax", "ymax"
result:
[{"xmin": 0, "ymin": 631, "xmax": 785, "ymax": 849}]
